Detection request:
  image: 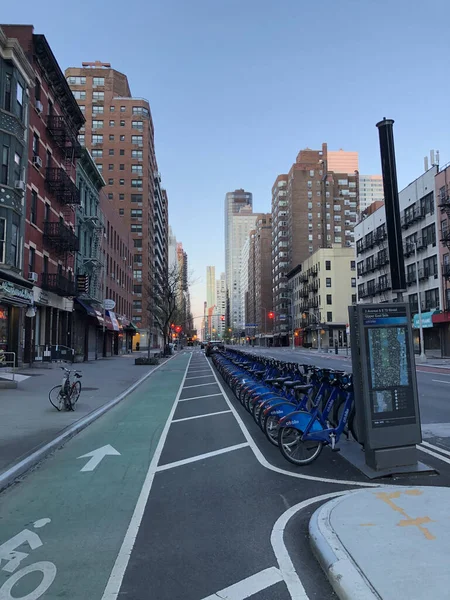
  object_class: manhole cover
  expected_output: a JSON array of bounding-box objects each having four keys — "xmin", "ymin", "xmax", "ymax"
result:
[{"xmin": 82, "ymin": 387, "xmax": 99, "ymax": 391}]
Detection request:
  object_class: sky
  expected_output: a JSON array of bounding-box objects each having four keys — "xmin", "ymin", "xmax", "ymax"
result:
[{"xmin": 3, "ymin": 0, "xmax": 450, "ymax": 329}]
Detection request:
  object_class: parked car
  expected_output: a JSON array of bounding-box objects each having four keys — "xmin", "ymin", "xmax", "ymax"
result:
[{"xmin": 205, "ymin": 340, "xmax": 224, "ymax": 356}]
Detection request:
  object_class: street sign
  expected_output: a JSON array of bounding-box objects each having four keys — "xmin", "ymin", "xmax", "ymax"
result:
[
  {"xmin": 279, "ymin": 315, "xmax": 287, "ymax": 320},
  {"xmin": 104, "ymin": 299, "xmax": 116, "ymax": 310},
  {"xmin": 245, "ymin": 324, "xmax": 257, "ymax": 328}
]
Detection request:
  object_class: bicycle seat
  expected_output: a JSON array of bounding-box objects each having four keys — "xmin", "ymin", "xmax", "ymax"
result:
[{"xmin": 293, "ymin": 384, "xmax": 313, "ymax": 393}]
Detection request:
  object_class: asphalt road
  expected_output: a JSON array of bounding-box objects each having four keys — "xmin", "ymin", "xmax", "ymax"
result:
[{"xmin": 2, "ymin": 349, "xmax": 450, "ymax": 600}]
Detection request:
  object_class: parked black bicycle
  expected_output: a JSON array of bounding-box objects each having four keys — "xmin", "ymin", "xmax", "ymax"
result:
[{"xmin": 49, "ymin": 367, "xmax": 82, "ymax": 411}]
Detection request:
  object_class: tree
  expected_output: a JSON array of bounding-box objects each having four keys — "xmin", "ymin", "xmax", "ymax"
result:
[{"xmin": 146, "ymin": 264, "xmax": 186, "ymax": 356}]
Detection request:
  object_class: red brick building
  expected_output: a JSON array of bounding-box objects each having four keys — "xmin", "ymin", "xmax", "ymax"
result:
[{"xmin": 2, "ymin": 26, "xmax": 85, "ymax": 363}]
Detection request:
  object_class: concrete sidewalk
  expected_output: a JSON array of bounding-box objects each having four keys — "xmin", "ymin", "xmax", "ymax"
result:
[
  {"xmin": 0, "ymin": 353, "xmax": 168, "ymax": 477},
  {"xmin": 310, "ymin": 486, "xmax": 450, "ymax": 599}
]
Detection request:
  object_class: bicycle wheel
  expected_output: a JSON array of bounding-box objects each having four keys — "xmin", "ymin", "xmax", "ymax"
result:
[
  {"xmin": 264, "ymin": 413, "xmax": 281, "ymax": 446},
  {"xmin": 70, "ymin": 381, "xmax": 82, "ymax": 408},
  {"xmin": 278, "ymin": 426, "xmax": 323, "ymax": 466},
  {"xmin": 331, "ymin": 397, "xmax": 348, "ymax": 434},
  {"xmin": 49, "ymin": 385, "xmax": 64, "ymax": 411}
]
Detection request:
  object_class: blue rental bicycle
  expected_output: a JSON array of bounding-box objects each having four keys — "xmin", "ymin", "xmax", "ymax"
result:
[{"xmin": 277, "ymin": 373, "xmax": 355, "ymax": 465}]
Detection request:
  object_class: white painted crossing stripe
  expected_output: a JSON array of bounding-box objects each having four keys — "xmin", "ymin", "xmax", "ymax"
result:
[
  {"xmin": 421, "ymin": 440, "xmax": 450, "ymax": 457},
  {"xmin": 172, "ymin": 410, "xmax": 232, "ymax": 423},
  {"xmin": 417, "ymin": 445, "xmax": 450, "ymax": 465},
  {"xmin": 179, "ymin": 393, "xmax": 223, "ymax": 402},
  {"xmin": 183, "ymin": 382, "xmax": 219, "ymax": 389},
  {"xmin": 185, "ymin": 374, "xmax": 215, "ymax": 380},
  {"xmin": 187, "ymin": 370, "xmax": 212, "ymax": 374},
  {"xmin": 200, "ymin": 567, "xmax": 283, "ymax": 600},
  {"xmin": 156, "ymin": 442, "xmax": 249, "ymax": 472},
  {"xmin": 432, "ymin": 379, "xmax": 450, "ymax": 384}
]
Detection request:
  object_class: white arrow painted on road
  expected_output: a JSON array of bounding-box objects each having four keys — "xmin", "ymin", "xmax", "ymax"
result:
[{"xmin": 77, "ymin": 445, "xmax": 121, "ymax": 472}]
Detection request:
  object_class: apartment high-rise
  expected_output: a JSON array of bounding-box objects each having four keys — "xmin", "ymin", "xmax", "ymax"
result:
[
  {"xmin": 224, "ymin": 188, "xmax": 253, "ymax": 328},
  {"xmin": 206, "ymin": 265, "xmax": 216, "ymax": 333},
  {"xmin": 359, "ymin": 174, "xmax": 384, "ymax": 213},
  {"xmin": 254, "ymin": 214, "xmax": 273, "ymax": 337},
  {"xmin": 272, "ymin": 143, "xmax": 359, "ymax": 341},
  {"xmin": 216, "ymin": 273, "xmax": 226, "ymax": 337},
  {"xmin": 65, "ymin": 61, "xmax": 168, "ymax": 348}
]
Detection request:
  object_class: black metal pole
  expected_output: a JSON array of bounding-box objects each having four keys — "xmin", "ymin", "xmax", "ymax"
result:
[{"xmin": 376, "ymin": 118, "xmax": 406, "ymax": 293}]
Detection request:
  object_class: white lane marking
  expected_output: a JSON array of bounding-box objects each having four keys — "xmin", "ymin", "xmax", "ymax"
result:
[
  {"xmin": 179, "ymin": 393, "xmax": 223, "ymax": 402},
  {"xmin": 206, "ymin": 360, "xmax": 379, "ymax": 488},
  {"xmin": 185, "ymin": 375, "xmax": 216, "ymax": 380},
  {"xmin": 271, "ymin": 491, "xmax": 349, "ymax": 599},
  {"xmin": 432, "ymin": 379, "xmax": 450, "ymax": 384},
  {"xmin": 183, "ymin": 382, "xmax": 219, "ymax": 389},
  {"xmin": 200, "ymin": 567, "xmax": 283, "ymax": 600},
  {"xmin": 187, "ymin": 370, "xmax": 213, "ymax": 374},
  {"xmin": 100, "ymin": 354, "xmax": 192, "ymax": 600},
  {"xmin": 421, "ymin": 440, "xmax": 450, "ymax": 457},
  {"xmin": 77, "ymin": 444, "xmax": 121, "ymax": 472},
  {"xmin": 417, "ymin": 445, "xmax": 450, "ymax": 465},
  {"xmin": 156, "ymin": 442, "xmax": 249, "ymax": 472},
  {"xmin": 172, "ymin": 410, "xmax": 232, "ymax": 423}
]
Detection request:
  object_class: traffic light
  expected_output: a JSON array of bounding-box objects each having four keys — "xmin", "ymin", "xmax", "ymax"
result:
[
  {"xmin": 268, "ymin": 311, "xmax": 274, "ymax": 319},
  {"xmin": 220, "ymin": 315, "xmax": 225, "ymax": 322}
]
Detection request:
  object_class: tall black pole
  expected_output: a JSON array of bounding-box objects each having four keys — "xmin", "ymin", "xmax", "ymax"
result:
[{"xmin": 376, "ymin": 118, "xmax": 406, "ymax": 293}]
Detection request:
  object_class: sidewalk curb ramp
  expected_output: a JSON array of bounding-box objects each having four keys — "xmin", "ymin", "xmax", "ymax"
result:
[
  {"xmin": 309, "ymin": 493, "xmax": 381, "ymax": 600},
  {"xmin": 0, "ymin": 354, "xmax": 177, "ymax": 494}
]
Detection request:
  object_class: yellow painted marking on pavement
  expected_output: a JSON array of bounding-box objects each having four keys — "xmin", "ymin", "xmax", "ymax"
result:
[
  {"xmin": 359, "ymin": 523, "xmax": 376, "ymax": 527},
  {"xmin": 375, "ymin": 490, "xmax": 436, "ymax": 541}
]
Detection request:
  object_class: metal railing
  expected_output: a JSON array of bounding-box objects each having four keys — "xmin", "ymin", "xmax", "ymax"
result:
[
  {"xmin": 33, "ymin": 345, "xmax": 74, "ymax": 363},
  {"xmin": 0, "ymin": 351, "xmax": 16, "ymax": 381}
]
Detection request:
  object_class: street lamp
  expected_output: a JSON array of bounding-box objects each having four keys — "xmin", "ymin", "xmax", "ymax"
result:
[{"xmin": 414, "ymin": 241, "xmax": 427, "ymax": 362}]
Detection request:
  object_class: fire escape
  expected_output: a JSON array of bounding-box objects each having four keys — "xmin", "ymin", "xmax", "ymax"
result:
[
  {"xmin": 439, "ymin": 190, "xmax": 450, "ymax": 310},
  {"xmin": 79, "ymin": 215, "xmax": 104, "ymax": 302}
]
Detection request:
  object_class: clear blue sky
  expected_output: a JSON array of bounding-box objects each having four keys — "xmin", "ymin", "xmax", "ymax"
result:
[{"xmin": 3, "ymin": 0, "xmax": 450, "ymax": 326}]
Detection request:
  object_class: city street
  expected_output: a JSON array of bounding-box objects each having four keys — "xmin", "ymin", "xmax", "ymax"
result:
[{"xmin": 2, "ymin": 349, "xmax": 450, "ymax": 599}]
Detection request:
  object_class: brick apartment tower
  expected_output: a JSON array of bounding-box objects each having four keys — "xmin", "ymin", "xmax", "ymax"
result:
[
  {"xmin": 65, "ymin": 62, "xmax": 168, "ymax": 348},
  {"xmin": 2, "ymin": 25, "xmax": 85, "ymax": 363},
  {"xmin": 271, "ymin": 144, "xmax": 359, "ymax": 341}
]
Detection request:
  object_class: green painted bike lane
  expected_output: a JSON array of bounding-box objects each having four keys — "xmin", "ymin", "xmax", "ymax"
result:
[{"xmin": 0, "ymin": 352, "xmax": 190, "ymax": 600}]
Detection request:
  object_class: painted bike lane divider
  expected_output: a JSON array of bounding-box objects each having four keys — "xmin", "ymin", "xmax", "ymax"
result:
[
  {"xmin": 78, "ymin": 444, "xmax": 121, "ymax": 472},
  {"xmin": 0, "ymin": 353, "xmax": 190, "ymax": 600}
]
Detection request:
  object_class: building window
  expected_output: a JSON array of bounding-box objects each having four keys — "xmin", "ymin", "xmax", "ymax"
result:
[
  {"xmin": 133, "ymin": 300, "xmax": 142, "ymax": 309},
  {"xmin": 325, "ymin": 260, "xmax": 331, "ymax": 270},
  {"xmin": 16, "ymin": 82, "xmax": 24, "ymax": 119},
  {"xmin": 92, "ymin": 134, "xmax": 103, "ymax": 144},
  {"xmin": 92, "ymin": 120, "xmax": 103, "ymax": 129},
  {"xmin": 133, "ymin": 284, "xmax": 142, "ymax": 294},
  {"xmin": 131, "ymin": 165, "xmax": 143, "ymax": 174},
  {"xmin": 119, "ymin": 208, "xmax": 124, "ymax": 216},
  {"xmin": 4, "ymin": 74, "xmax": 12, "ymax": 112},
  {"xmin": 92, "ymin": 91, "xmax": 104, "ymax": 101},
  {"xmin": 351, "ymin": 277, "xmax": 356, "ymax": 287},
  {"xmin": 131, "ymin": 224, "xmax": 142, "ymax": 232},
  {"xmin": 326, "ymin": 294, "xmax": 332, "ymax": 305},
  {"xmin": 120, "ymin": 164, "xmax": 125, "ymax": 170},
  {"xmin": 109, "ymin": 120, "xmax": 115, "ymax": 127},
  {"xmin": 120, "ymin": 135, "xmax": 125, "ymax": 141},
  {"xmin": 110, "ymin": 105, "xmax": 115, "ymax": 112},
  {"xmin": 11, "ymin": 216, "xmax": 19, "ymax": 267},
  {"xmin": 120, "ymin": 106, "xmax": 126, "ymax": 112},
  {"xmin": 326, "ymin": 277, "xmax": 331, "ymax": 287},
  {"xmin": 131, "ymin": 121, "xmax": 143, "ymax": 130},
  {"xmin": 327, "ymin": 312, "xmax": 332, "ymax": 322},
  {"xmin": 133, "ymin": 254, "xmax": 142, "ymax": 263},
  {"xmin": 108, "ymin": 193, "xmax": 113, "ymax": 200},
  {"xmin": 133, "ymin": 270, "xmax": 142, "ymax": 280},
  {"xmin": 119, "ymin": 179, "xmax": 125, "ymax": 186},
  {"xmin": 93, "ymin": 77, "xmax": 105, "ymax": 86},
  {"xmin": 92, "ymin": 149, "xmax": 103, "ymax": 158},
  {"xmin": 78, "ymin": 134, "xmax": 85, "ymax": 146},
  {"xmin": 109, "ymin": 135, "xmax": 115, "ymax": 141},
  {"xmin": 72, "ymin": 90, "xmax": 86, "ymax": 100},
  {"xmin": 108, "ymin": 178, "xmax": 113, "ymax": 185},
  {"xmin": 108, "ymin": 164, "xmax": 114, "ymax": 171},
  {"xmin": 131, "ymin": 179, "xmax": 142, "ymax": 188},
  {"xmin": 28, "ymin": 247, "xmax": 35, "ymax": 273},
  {"xmin": 119, "ymin": 193, "xmax": 124, "ymax": 200},
  {"xmin": 132, "ymin": 106, "xmax": 149, "ymax": 116},
  {"xmin": 120, "ymin": 120, "xmax": 125, "ymax": 127},
  {"xmin": 120, "ymin": 149, "xmax": 125, "ymax": 156},
  {"xmin": 0, "ymin": 218, "xmax": 5, "ymax": 263},
  {"xmin": 92, "ymin": 105, "xmax": 104, "ymax": 115},
  {"xmin": 131, "ymin": 194, "xmax": 142, "ymax": 203},
  {"xmin": 131, "ymin": 209, "xmax": 143, "ymax": 217},
  {"xmin": 131, "ymin": 135, "xmax": 143, "ymax": 144},
  {"xmin": 67, "ymin": 76, "xmax": 86, "ymax": 85},
  {"xmin": 1, "ymin": 146, "xmax": 8, "ymax": 185},
  {"xmin": 30, "ymin": 190, "xmax": 38, "ymax": 224},
  {"xmin": 44, "ymin": 203, "xmax": 49, "ymax": 221},
  {"xmin": 134, "ymin": 239, "xmax": 142, "ymax": 248},
  {"xmin": 32, "ymin": 134, "xmax": 39, "ymax": 157},
  {"xmin": 351, "ymin": 260, "xmax": 355, "ymax": 270},
  {"xmin": 96, "ymin": 163, "xmax": 103, "ymax": 172}
]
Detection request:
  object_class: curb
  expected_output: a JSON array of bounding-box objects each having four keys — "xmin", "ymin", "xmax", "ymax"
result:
[
  {"xmin": 0, "ymin": 353, "xmax": 178, "ymax": 494},
  {"xmin": 309, "ymin": 494, "xmax": 381, "ymax": 600}
]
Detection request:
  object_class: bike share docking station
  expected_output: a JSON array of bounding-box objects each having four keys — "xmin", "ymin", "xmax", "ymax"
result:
[{"xmin": 340, "ymin": 118, "xmax": 434, "ymax": 478}]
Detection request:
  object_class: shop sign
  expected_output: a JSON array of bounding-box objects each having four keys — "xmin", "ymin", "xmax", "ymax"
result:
[
  {"xmin": 38, "ymin": 291, "xmax": 49, "ymax": 305},
  {"xmin": 413, "ymin": 311, "xmax": 435, "ymax": 329},
  {"xmin": 108, "ymin": 311, "xmax": 120, "ymax": 331},
  {"xmin": 0, "ymin": 280, "xmax": 33, "ymax": 304},
  {"xmin": 104, "ymin": 299, "xmax": 116, "ymax": 310}
]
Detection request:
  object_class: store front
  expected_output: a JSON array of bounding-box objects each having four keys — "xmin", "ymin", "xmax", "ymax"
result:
[
  {"xmin": 0, "ymin": 277, "xmax": 34, "ymax": 365},
  {"xmin": 73, "ymin": 298, "xmax": 105, "ymax": 361},
  {"xmin": 413, "ymin": 310, "xmax": 441, "ymax": 355}
]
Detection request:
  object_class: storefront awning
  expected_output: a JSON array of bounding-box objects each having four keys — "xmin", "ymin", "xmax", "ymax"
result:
[{"xmin": 74, "ymin": 298, "xmax": 104, "ymax": 326}]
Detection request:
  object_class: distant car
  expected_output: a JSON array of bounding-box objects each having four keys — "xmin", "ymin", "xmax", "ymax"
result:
[{"xmin": 205, "ymin": 340, "xmax": 224, "ymax": 356}]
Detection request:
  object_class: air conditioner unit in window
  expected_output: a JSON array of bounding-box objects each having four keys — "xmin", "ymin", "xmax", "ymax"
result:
[
  {"xmin": 32, "ymin": 156, "xmax": 43, "ymax": 168},
  {"xmin": 14, "ymin": 180, "xmax": 26, "ymax": 192},
  {"xmin": 35, "ymin": 100, "xmax": 43, "ymax": 113},
  {"xmin": 28, "ymin": 272, "xmax": 38, "ymax": 283}
]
